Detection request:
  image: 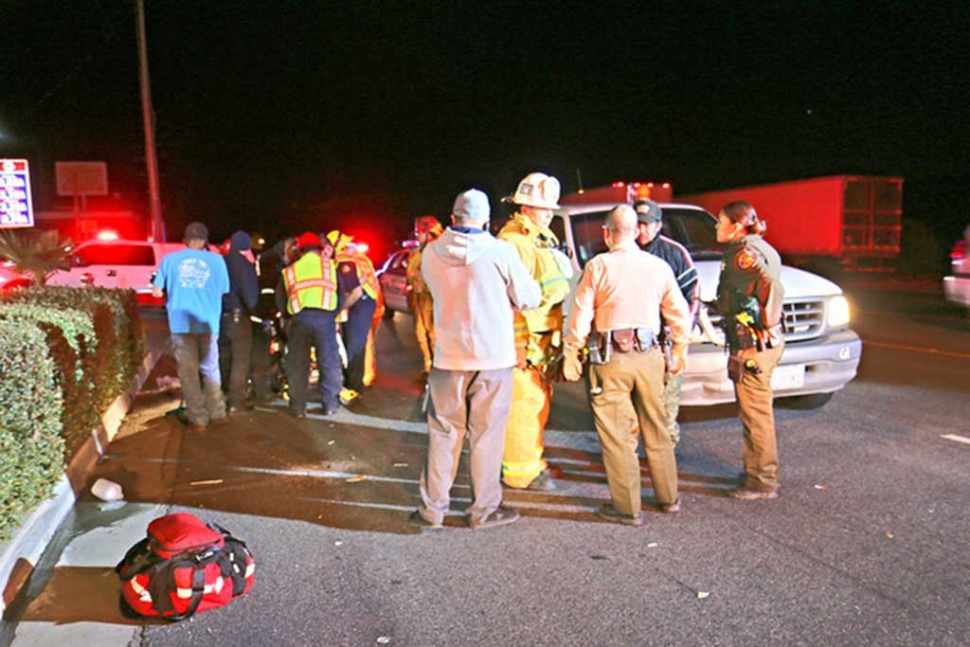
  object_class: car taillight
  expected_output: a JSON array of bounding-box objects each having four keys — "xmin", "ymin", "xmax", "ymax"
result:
[{"xmin": 951, "ymin": 240, "xmax": 966, "ymax": 260}]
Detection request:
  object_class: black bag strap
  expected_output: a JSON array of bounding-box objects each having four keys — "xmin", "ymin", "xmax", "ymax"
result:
[{"xmin": 164, "ymin": 565, "xmax": 207, "ymax": 622}]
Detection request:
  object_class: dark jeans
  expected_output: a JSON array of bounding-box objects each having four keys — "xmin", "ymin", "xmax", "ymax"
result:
[
  {"xmin": 342, "ymin": 296, "xmax": 377, "ymax": 392},
  {"xmin": 249, "ymin": 321, "xmax": 275, "ymax": 401},
  {"xmin": 172, "ymin": 333, "xmax": 225, "ymax": 426},
  {"xmin": 219, "ymin": 311, "xmax": 253, "ymax": 407},
  {"xmin": 285, "ymin": 309, "xmax": 342, "ymax": 413}
]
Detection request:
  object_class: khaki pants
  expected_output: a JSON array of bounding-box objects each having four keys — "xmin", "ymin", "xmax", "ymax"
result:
[
  {"xmin": 589, "ymin": 347, "xmax": 678, "ymax": 516},
  {"xmin": 419, "ymin": 367, "xmax": 513, "ymax": 525},
  {"xmin": 735, "ymin": 341, "xmax": 784, "ymax": 491}
]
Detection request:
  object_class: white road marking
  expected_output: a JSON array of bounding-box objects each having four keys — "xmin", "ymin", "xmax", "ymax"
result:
[{"xmin": 941, "ymin": 434, "xmax": 970, "ymax": 445}]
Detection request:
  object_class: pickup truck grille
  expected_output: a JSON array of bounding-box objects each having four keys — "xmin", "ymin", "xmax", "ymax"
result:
[
  {"xmin": 701, "ymin": 298, "xmax": 826, "ymax": 345},
  {"xmin": 783, "ymin": 300, "xmax": 825, "ymax": 342}
]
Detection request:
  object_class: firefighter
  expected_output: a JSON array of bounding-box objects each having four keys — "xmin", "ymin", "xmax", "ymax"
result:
[
  {"xmin": 406, "ymin": 215, "xmax": 444, "ymax": 379},
  {"xmin": 715, "ymin": 201, "xmax": 785, "ymax": 500},
  {"xmin": 498, "ymin": 172, "xmax": 572, "ymax": 490},
  {"xmin": 276, "ymin": 232, "xmax": 350, "ymax": 417},
  {"xmin": 633, "ymin": 199, "xmax": 700, "ymax": 446},
  {"xmin": 328, "ymin": 230, "xmax": 380, "ymax": 404}
]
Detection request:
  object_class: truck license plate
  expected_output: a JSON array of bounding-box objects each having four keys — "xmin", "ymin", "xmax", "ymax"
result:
[{"xmin": 772, "ymin": 364, "xmax": 806, "ymax": 390}]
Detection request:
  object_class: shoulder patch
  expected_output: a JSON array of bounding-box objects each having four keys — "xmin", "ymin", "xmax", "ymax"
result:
[
  {"xmin": 735, "ymin": 248, "xmax": 760, "ymax": 270},
  {"xmin": 341, "ymin": 264, "xmax": 351, "ymax": 273}
]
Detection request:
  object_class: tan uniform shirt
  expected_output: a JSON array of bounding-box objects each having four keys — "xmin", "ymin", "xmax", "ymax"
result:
[{"xmin": 565, "ymin": 240, "xmax": 691, "ymax": 348}]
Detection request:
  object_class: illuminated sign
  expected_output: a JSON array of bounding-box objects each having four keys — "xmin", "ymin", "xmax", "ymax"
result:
[{"xmin": 0, "ymin": 159, "xmax": 34, "ymax": 228}]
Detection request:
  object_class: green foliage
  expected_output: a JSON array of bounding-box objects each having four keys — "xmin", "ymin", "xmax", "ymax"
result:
[
  {"xmin": 0, "ymin": 286, "xmax": 147, "ymax": 539},
  {"xmin": 0, "ymin": 229, "xmax": 73, "ymax": 286},
  {"xmin": 0, "ymin": 320, "xmax": 65, "ymax": 540}
]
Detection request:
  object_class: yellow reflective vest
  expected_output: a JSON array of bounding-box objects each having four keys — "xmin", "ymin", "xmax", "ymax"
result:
[
  {"xmin": 336, "ymin": 249, "xmax": 380, "ymax": 299},
  {"xmin": 283, "ymin": 252, "xmax": 338, "ymax": 315}
]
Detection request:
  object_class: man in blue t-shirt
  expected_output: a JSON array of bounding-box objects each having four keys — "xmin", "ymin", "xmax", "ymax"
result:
[{"xmin": 152, "ymin": 222, "xmax": 230, "ymax": 431}]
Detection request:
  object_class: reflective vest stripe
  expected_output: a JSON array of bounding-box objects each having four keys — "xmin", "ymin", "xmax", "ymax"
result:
[
  {"xmin": 284, "ymin": 255, "xmax": 338, "ymax": 314},
  {"xmin": 336, "ymin": 250, "xmax": 380, "ymax": 299},
  {"xmin": 502, "ymin": 459, "xmax": 543, "ymax": 473}
]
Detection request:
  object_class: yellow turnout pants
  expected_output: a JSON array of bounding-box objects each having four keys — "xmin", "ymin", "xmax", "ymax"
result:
[{"xmin": 502, "ymin": 331, "xmax": 556, "ymax": 489}]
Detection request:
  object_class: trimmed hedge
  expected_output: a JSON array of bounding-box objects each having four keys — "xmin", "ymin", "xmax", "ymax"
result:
[
  {"xmin": 0, "ymin": 320, "xmax": 64, "ymax": 539},
  {"xmin": 0, "ymin": 286, "xmax": 146, "ymax": 540}
]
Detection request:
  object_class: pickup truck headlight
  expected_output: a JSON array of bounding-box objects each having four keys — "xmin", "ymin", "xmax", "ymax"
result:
[{"xmin": 827, "ymin": 295, "xmax": 850, "ymax": 327}]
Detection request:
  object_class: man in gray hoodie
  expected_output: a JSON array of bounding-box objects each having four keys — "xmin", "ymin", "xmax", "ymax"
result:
[{"xmin": 410, "ymin": 189, "xmax": 542, "ymax": 530}]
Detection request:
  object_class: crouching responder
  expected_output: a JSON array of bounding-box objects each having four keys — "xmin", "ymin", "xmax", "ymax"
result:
[
  {"xmin": 406, "ymin": 215, "xmax": 444, "ymax": 379},
  {"xmin": 498, "ymin": 172, "xmax": 572, "ymax": 491},
  {"xmin": 328, "ymin": 230, "xmax": 379, "ymax": 404},
  {"xmin": 276, "ymin": 232, "xmax": 345, "ymax": 417}
]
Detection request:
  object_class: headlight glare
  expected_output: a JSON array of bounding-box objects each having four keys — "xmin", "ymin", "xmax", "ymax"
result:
[{"xmin": 827, "ymin": 295, "xmax": 850, "ymax": 327}]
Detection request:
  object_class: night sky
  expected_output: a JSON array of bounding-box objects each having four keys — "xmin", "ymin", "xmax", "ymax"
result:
[{"xmin": 2, "ymin": 1, "xmax": 968, "ymax": 259}]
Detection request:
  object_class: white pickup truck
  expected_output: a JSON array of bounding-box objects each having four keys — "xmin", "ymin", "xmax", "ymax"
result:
[
  {"xmin": 551, "ymin": 202, "xmax": 863, "ymax": 408},
  {"xmin": 46, "ymin": 239, "xmax": 185, "ymax": 306}
]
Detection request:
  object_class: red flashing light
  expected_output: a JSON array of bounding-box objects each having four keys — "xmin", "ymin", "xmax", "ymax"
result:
[
  {"xmin": 952, "ymin": 240, "xmax": 966, "ymax": 260},
  {"xmin": 96, "ymin": 230, "xmax": 120, "ymax": 241},
  {"xmin": 662, "ymin": 182, "xmax": 671, "ymax": 189},
  {"xmin": 611, "ymin": 182, "xmax": 625, "ymax": 188},
  {"xmin": 355, "ymin": 242, "xmax": 370, "ymax": 255}
]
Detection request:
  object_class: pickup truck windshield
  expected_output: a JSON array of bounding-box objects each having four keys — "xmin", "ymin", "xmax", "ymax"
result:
[{"xmin": 563, "ymin": 207, "xmax": 724, "ymax": 268}]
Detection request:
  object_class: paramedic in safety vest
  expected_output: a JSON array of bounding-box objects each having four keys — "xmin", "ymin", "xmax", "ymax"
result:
[
  {"xmin": 328, "ymin": 230, "xmax": 380, "ymax": 405},
  {"xmin": 277, "ymin": 232, "xmax": 359, "ymax": 418},
  {"xmin": 152, "ymin": 221, "xmax": 230, "ymax": 432},
  {"xmin": 563, "ymin": 205, "xmax": 690, "ymax": 525},
  {"xmin": 406, "ymin": 215, "xmax": 444, "ymax": 379},
  {"xmin": 633, "ymin": 199, "xmax": 700, "ymax": 447},
  {"xmin": 715, "ymin": 201, "xmax": 785, "ymax": 501},
  {"xmin": 498, "ymin": 172, "xmax": 572, "ymax": 491},
  {"xmin": 410, "ymin": 189, "xmax": 541, "ymax": 530}
]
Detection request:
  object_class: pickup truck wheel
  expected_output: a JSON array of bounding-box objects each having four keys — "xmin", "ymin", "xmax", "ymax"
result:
[{"xmin": 778, "ymin": 392, "xmax": 834, "ymax": 410}]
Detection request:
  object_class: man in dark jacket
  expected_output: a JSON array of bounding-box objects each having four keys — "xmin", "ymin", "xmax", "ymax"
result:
[
  {"xmin": 634, "ymin": 199, "xmax": 700, "ymax": 446},
  {"xmin": 220, "ymin": 230, "xmax": 260, "ymax": 413}
]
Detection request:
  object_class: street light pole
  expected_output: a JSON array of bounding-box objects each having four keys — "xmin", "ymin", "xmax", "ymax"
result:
[{"xmin": 136, "ymin": 0, "xmax": 165, "ymax": 242}]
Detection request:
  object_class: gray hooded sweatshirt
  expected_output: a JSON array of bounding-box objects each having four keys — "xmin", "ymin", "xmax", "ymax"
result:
[{"xmin": 422, "ymin": 227, "xmax": 541, "ymax": 371}]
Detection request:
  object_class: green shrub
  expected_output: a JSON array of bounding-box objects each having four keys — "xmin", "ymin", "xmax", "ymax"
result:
[
  {"xmin": 0, "ymin": 286, "xmax": 148, "ymax": 538},
  {"xmin": 0, "ymin": 303, "xmax": 98, "ymax": 457},
  {"xmin": 0, "ymin": 321, "xmax": 64, "ymax": 540}
]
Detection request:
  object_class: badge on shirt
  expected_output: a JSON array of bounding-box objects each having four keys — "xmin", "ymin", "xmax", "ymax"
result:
[
  {"xmin": 736, "ymin": 248, "xmax": 760, "ymax": 271},
  {"xmin": 341, "ymin": 265, "xmax": 351, "ymax": 273}
]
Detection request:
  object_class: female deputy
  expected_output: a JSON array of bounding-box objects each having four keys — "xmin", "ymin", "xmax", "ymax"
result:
[{"xmin": 715, "ymin": 201, "xmax": 785, "ymax": 500}]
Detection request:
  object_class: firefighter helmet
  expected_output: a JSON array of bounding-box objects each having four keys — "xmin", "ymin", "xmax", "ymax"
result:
[
  {"xmin": 502, "ymin": 172, "xmax": 561, "ymax": 209},
  {"xmin": 326, "ymin": 230, "xmax": 353, "ymax": 250},
  {"xmin": 297, "ymin": 232, "xmax": 323, "ymax": 249},
  {"xmin": 414, "ymin": 215, "xmax": 443, "ymax": 237}
]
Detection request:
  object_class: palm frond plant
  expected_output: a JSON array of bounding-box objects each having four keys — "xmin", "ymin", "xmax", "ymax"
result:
[{"xmin": 0, "ymin": 229, "xmax": 73, "ymax": 286}]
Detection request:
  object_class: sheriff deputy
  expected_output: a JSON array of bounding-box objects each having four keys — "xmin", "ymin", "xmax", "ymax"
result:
[{"xmin": 563, "ymin": 205, "xmax": 691, "ymax": 526}]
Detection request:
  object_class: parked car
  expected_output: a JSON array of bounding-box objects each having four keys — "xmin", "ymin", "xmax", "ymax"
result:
[
  {"xmin": 46, "ymin": 239, "xmax": 185, "ymax": 306},
  {"xmin": 376, "ymin": 244, "xmax": 416, "ymax": 318},
  {"xmin": 0, "ymin": 263, "xmax": 31, "ymax": 291},
  {"xmin": 943, "ymin": 228, "xmax": 970, "ymax": 308},
  {"xmin": 551, "ymin": 202, "xmax": 862, "ymax": 408}
]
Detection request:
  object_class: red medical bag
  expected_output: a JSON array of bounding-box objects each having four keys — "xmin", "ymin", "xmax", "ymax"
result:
[{"xmin": 115, "ymin": 512, "xmax": 255, "ymax": 620}]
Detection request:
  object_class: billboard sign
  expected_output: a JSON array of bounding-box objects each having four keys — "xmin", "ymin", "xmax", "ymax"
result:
[
  {"xmin": 56, "ymin": 161, "xmax": 108, "ymax": 196},
  {"xmin": 0, "ymin": 158, "xmax": 34, "ymax": 228}
]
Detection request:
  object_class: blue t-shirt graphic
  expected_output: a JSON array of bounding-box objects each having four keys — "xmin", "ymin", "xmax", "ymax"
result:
[{"xmin": 154, "ymin": 248, "xmax": 229, "ymax": 334}]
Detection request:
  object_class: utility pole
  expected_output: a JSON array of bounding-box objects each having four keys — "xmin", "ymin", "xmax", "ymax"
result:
[{"xmin": 136, "ymin": 0, "xmax": 165, "ymax": 241}]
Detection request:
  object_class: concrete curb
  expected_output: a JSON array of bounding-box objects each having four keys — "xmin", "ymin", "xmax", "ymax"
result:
[{"xmin": 0, "ymin": 347, "xmax": 162, "ymax": 615}]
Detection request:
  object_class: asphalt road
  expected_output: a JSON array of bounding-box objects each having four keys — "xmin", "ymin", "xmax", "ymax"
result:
[{"xmin": 4, "ymin": 279, "xmax": 969, "ymax": 646}]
